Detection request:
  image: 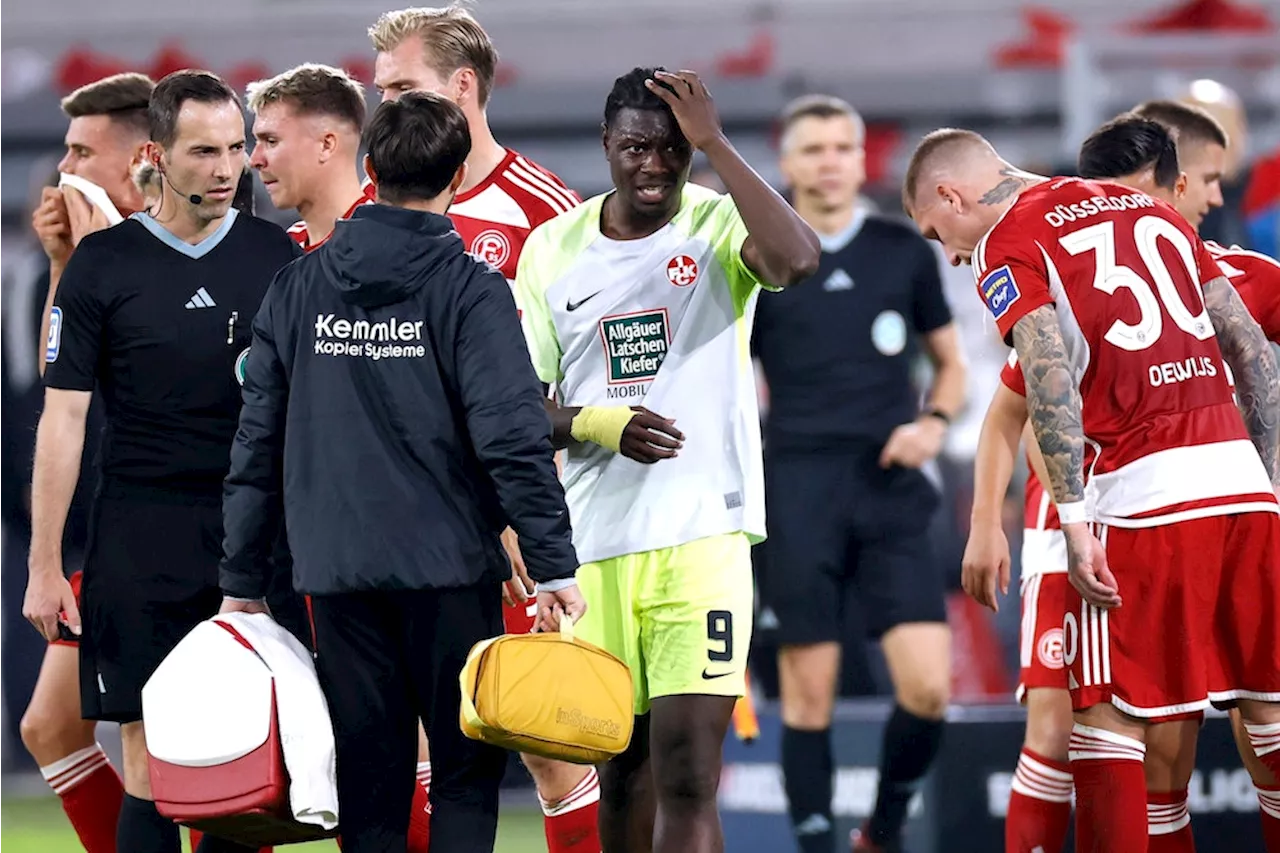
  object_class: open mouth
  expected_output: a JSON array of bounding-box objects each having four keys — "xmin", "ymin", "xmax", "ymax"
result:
[{"xmin": 635, "ymin": 184, "xmax": 671, "ymax": 204}]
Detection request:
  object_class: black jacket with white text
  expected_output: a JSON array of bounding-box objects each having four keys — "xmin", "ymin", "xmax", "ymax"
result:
[{"xmin": 220, "ymin": 204, "xmax": 577, "ymax": 597}]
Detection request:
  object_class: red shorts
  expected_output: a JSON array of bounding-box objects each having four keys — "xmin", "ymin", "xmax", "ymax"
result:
[
  {"xmin": 502, "ymin": 595, "xmax": 537, "ymax": 635},
  {"xmin": 50, "ymin": 571, "xmax": 84, "ymax": 648},
  {"xmin": 1017, "ymin": 571, "xmax": 1071, "ymax": 702},
  {"xmin": 1065, "ymin": 512, "xmax": 1280, "ymax": 720}
]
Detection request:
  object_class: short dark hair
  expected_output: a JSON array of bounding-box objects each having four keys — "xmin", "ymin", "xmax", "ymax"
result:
[
  {"xmin": 604, "ymin": 67, "xmax": 681, "ymax": 138},
  {"xmin": 149, "ymin": 70, "xmax": 242, "ymax": 149},
  {"xmin": 1078, "ymin": 116, "xmax": 1180, "ymax": 191},
  {"xmin": 1131, "ymin": 99, "xmax": 1228, "ymax": 151},
  {"xmin": 363, "ymin": 91, "xmax": 470, "ymax": 204},
  {"xmin": 60, "ymin": 72, "xmax": 154, "ymax": 139}
]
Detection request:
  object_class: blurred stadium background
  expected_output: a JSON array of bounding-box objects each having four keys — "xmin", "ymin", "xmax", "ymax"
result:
[{"xmin": 3, "ymin": 0, "xmax": 1280, "ymax": 850}]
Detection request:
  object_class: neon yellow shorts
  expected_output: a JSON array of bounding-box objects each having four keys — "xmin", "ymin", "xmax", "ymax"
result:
[{"xmin": 574, "ymin": 533, "xmax": 754, "ymax": 715}]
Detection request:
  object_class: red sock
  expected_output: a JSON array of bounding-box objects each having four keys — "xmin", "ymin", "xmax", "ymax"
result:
[
  {"xmin": 407, "ymin": 761, "xmax": 431, "ymax": 853},
  {"xmin": 1069, "ymin": 723, "xmax": 1149, "ymax": 853},
  {"xmin": 541, "ymin": 767, "xmax": 601, "ymax": 853},
  {"xmin": 1257, "ymin": 785, "xmax": 1280, "ymax": 852},
  {"xmin": 41, "ymin": 744, "xmax": 123, "ymax": 853},
  {"xmin": 1006, "ymin": 747, "xmax": 1073, "ymax": 853},
  {"xmin": 1147, "ymin": 789, "xmax": 1193, "ymax": 852}
]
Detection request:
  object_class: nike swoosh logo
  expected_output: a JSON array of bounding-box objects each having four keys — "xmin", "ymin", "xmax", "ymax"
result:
[
  {"xmin": 701, "ymin": 668, "xmax": 733, "ymax": 680},
  {"xmin": 566, "ymin": 291, "xmax": 603, "ymax": 312}
]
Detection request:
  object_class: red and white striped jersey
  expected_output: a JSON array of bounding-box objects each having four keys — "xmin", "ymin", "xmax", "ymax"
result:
[
  {"xmin": 974, "ymin": 177, "xmax": 1275, "ymax": 528},
  {"xmin": 447, "ymin": 149, "xmax": 580, "ymax": 282},
  {"xmin": 1206, "ymin": 240, "xmax": 1280, "ymax": 343},
  {"xmin": 287, "ymin": 184, "xmax": 377, "ymax": 253}
]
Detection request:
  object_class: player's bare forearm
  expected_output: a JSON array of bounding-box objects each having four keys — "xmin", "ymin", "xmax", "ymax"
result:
[
  {"xmin": 1012, "ymin": 306, "xmax": 1086, "ymax": 506},
  {"xmin": 28, "ymin": 389, "xmax": 90, "ymax": 571},
  {"xmin": 1204, "ymin": 274, "xmax": 1280, "ymax": 483},
  {"xmin": 1023, "ymin": 421, "xmax": 1053, "ymax": 498},
  {"xmin": 922, "ymin": 324, "xmax": 967, "ymax": 420},
  {"xmin": 971, "ymin": 383, "xmax": 1027, "ymax": 528},
  {"xmin": 543, "ymin": 397, "xmax": 580, "ymax": 450},
  {"xmin": 701, "ymin": 136, "xmax": 820, "ymax": 288},
  {"xmin": 36, "ymin": 264, "xmax": 65, "ymax": 378}
]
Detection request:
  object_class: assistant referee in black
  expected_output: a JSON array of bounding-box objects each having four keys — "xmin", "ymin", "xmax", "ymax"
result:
[
  {"xmin": 752, "ymin": 96, "xmax": 967, "ymax": 853},
  {"xmin": 25, "ymin": 70, "xmax": 305, "ymax": 853},
  {"xmin": 218, "ymin": 92, "xmax": 584, "ymax": 853}
]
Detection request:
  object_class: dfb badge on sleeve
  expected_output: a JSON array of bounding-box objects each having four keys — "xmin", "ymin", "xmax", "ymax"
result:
[
  {"xmin": 979, "ymin": 264, "xmax": 1020, "ymax": 321},
  {"xmin": 45, "ymin": 307, "xmax": 63, "ymax": 363}
]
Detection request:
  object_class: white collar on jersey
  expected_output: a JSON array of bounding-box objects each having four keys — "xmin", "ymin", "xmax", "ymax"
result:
[{"xmin": 817, "ymin": 206, "xmax": 869, "ymax": 254}]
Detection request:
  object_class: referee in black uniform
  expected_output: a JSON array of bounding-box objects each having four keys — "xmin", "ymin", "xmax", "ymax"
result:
[
  {"xmin": 752, "ymin": 96, "xmax": 967, "ymax": 853},
  {"xmin": 25, "ymin": 70, "xmax": 303, "ymax": 853}
]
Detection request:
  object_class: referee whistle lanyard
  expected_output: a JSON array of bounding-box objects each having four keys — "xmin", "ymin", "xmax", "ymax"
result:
[{"xmin": 227, "ymin": 311, "xmax": 238, "ymax": 345}]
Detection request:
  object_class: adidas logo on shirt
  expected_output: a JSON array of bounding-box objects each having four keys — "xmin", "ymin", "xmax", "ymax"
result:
[
  {"xmin": 823, "ymin": 269, "xmax": 854, "ymax": 291},
  {"xmin": 185, "ymin": 287, "xmax": 217, "ymax": 309}
]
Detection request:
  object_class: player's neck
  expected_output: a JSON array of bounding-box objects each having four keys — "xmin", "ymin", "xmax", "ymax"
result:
[
  {"xmin": 298, "ymin": 172, "xmax": 367, "ymax": 246},
  {"xmin": 460, "ymin": 118, "xmax": 505, "ymax": 194},
  {"xmin": 795, "ymin": 199, "xmax": 859, "ymax": 238}
]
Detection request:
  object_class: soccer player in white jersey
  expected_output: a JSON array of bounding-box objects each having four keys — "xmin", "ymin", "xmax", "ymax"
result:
[
  {"xmin": 245, "ymin": 64, "xmax": 372, "ymax": 253},
  {"xmin": 366, "ymin": 8, "xmax": 591, "ymax": 852},
  {"xmin": 515, "ymin": 66, "xmax": 820, "ymax": 853}
]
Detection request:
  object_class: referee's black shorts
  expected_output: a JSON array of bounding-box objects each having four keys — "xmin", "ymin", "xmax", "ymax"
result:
[
  {"xmin": 79, "ymin": 485, "xmax": 307, "ymax": 723},
  {"xmin": 758, "ymin": 448, "xmax": 946, "ymax": 646}
]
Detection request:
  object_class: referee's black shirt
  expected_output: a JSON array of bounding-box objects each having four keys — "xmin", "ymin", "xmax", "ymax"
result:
[
  {"xmin": 43, "ymin": 210, "xmax": 302, "ymax": 498},
  {"xmin": 752, "ymin": 211, "xmax": 952, "ymax": 453}
]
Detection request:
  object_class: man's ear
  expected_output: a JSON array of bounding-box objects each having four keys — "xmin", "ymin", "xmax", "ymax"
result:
[
  {"xmin": 363, "ymin": 154, "xmax": 378, "ymax": 189},
  {"xmin": 938, "ymin": 183, "xmax": 964, "ymax": 213},
  {"xmin": 1174, "ymin": 171, "xmax": 1189, "ymax": 201},
  {"xmin": 146, "ymin": 141, "xmax": 163, "ymax": 169},
  {"xmin": 450, "ymin": 161, "xmax": 469, "ymax": 194}
]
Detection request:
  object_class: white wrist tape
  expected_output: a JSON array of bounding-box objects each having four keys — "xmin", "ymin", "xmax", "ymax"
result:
[{"xmin": 1057, "ymin": 500, "xmax": 1092, "ymax": 525}]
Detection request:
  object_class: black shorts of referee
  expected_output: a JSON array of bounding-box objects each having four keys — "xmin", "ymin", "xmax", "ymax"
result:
[
  {"xmin": 758, "ymin": 444, "xmax": 945, "ymax": 646},
  {"xmin": 79, "ymin": 483, "xmax": 306, "ymax": 723}
]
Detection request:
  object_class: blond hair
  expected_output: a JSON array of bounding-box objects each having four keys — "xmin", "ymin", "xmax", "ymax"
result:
[
  {"xmin": 368, "ymin": 5, "xmax": 498, "ymax": 106},
  {"xmin": 902, "ymin": 128, "xmax": 992, "ymax": 212},
  {"xmin": 246, "ymin": 63, "xmax": 366, "ymax": 131}
]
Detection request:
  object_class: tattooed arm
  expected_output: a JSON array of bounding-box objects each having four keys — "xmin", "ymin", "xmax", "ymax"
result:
[
  {"xmin": 1010, "ymin": 305, "xmax": 1085, "ymax": 505},
  {"xmin": 1011, "ymin": 303, "xmax": 1121, "ymax": 608},
  {"xmin": 1203, "ymin": 274, "xmax": 1280, "ymax": 485}
]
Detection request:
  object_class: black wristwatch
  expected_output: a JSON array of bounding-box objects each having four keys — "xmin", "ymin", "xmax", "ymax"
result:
[{"xmin": 921, "ymin": 407, "xmax": 951, "ymax": 426}]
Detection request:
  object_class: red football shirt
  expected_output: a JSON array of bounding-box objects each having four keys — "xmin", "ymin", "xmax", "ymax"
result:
[
  {"xmin": 974, "ymin": 177, "xmax": 1275, "ymax": 526},
  {"xmin": 1207, "ymin": 241, "xmax": 1280, "ymax": 343},
  {"xmin": 287, "ymin": 184, "xmax": 377, "ymax": 253},
  {"xmin": 446, "ymin": 149, "xmax": 580, "ymax": 281}
]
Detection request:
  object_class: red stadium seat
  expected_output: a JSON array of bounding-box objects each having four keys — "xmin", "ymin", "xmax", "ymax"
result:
[{"xmin": 143, "ymin": 620, "xmax": 338, "ymax": 847}]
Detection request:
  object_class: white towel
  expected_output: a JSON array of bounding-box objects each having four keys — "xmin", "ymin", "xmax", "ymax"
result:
[
  {"xmin": 214, "ymin": 612, "xmax": 339, "ymax": 830},
  {"xmin": 58, "ymin": 173, "xmax": 123, "ymax": 225}
]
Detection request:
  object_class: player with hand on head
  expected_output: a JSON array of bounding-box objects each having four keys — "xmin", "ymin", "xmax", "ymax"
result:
[
  {"xmin": 368, "ymin": 8, "xmax": 592, "ymax": 851},
  {"xmin": 21, "ymin": 70, "xmax": 154, "ymax": 853},
  {"xmin": 965, "ymin": 111, "xmax": 1280, "ymax": 853},
  {"xmin": 907, "ymin": 126, "xmax": 1280, "ymax": 853},
  {"xmin": 516, "ymin": 66, "xmax": 819, "ymax": 853},
  {"xmin": 246, "ymin": 64, "xmax": 372, "ymax": 252}
]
